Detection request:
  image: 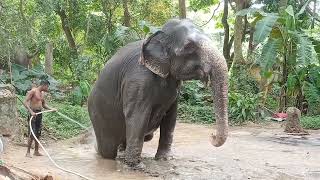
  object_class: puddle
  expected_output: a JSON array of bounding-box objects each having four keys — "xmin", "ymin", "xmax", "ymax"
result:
[{"xmin": 265, "ymin": 135, "xmax": 320, "ymax": 146}]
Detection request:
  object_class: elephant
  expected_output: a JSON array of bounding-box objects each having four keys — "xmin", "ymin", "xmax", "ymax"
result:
[{"xmin": 88, "ymin": 18, "xmax": 229, "ymax": 168}]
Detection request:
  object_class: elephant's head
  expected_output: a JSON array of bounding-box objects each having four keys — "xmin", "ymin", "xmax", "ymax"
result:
[{"xmin": 140, "ymin": 18, "xmax": 228, "ymax": 147}]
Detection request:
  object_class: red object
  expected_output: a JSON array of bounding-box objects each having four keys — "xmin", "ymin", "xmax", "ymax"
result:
[{"xmin": 272, "ymin": 112, "xmax": 288, "ymax": 119}]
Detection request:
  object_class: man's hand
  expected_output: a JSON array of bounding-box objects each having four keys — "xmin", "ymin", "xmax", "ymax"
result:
[
  {"xmin": 31, "ymin": 111, "xmax": 36, "ymax": 117},
  {"xmin": 51, "ymin": 108, "xmax": 57, "ymax": 112}
]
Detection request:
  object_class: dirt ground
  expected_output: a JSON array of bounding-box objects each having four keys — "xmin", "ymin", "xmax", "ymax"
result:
[{"xmin": 2, "ymin": 122, "xmax": 320, "ymax": 180}]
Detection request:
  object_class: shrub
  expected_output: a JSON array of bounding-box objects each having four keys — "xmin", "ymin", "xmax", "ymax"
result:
[
  {"xmin": 228, "ymin": 92, "xmax": 261, "ymax": 125},
  {"xmin": 301, "ymin": 116, "xmax": 320, "ymax": 130},
  {"xmin": 43, "ymin": 102, "xmax": 91, "ymax": 139}
]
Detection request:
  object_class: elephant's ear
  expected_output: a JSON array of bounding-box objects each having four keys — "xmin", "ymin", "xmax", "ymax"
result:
[{"xmin": 139, "ymin": 31, "xmax": 170, "ymax": 78}]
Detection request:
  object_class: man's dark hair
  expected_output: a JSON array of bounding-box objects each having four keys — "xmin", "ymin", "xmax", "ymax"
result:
[{"xmin": 40, "ymin": 80, "xmax": 50, "ymax": 86}]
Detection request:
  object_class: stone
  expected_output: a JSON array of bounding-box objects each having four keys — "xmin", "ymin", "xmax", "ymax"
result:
[{"xmin": 0, "ymin": 84, "xmax": 18, "ymax": 136}]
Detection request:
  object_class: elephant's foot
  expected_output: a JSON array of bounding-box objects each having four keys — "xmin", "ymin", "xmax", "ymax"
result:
[
  {"xmin": 155, "ymin": 150, "xmax": 173, "ymax": 160},
  {"xmin": 123, "ymin": 161, "xmax": 146, "ymax": 171},
  {"xmin": 124, "ymin": 156, "xmax": 145, "ymax": 170}
]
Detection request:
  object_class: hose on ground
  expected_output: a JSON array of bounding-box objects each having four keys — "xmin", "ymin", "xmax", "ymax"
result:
[{"xmin": 29, "ymin": 109, "xmax": 93, "ymax": 180}]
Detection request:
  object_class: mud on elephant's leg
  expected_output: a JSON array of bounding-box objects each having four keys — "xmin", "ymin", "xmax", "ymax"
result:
[
  {"xmin": 155, "ymin": 101, "xmax": 177, "ymax": 160},
  {"xmin": 117, "ymin": 141, "xmax": 126, "ymax": 159},
  {"xmin": 123, "ymin": 106, "xmax": 151, "ymax": 169}
]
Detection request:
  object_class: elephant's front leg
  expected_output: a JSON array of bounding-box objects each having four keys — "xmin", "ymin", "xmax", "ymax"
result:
[
  {"xmin": 124, "ymin": 104, "xmax": 151, "ymax": 168},
  {"xmin": 155, "ymin": 101, "xmax": 177, "ymax": 160}
]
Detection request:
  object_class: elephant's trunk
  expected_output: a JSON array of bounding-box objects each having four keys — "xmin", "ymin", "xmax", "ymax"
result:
[{"xmin": 198, "ymin": 39, "xmax": 228, "ymax": 147}]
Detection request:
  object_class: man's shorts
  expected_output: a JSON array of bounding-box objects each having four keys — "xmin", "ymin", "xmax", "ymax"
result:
[{"xmin": 27, "ymin": 109, "xmax": 42, "ymax": 138}]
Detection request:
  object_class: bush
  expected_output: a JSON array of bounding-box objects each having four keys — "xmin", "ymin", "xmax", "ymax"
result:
[
  {"xmin": 178, "ymin": 103, "xmax": 214, "ymax": 123},
  {"xmin": 178, "ymin": 81, "xmax": 262, "ymax": 125},
  {"xmin": 301, "ymin": 116, "xmax": 320, "ymax": 130},
  {"xmin": 178, "ymin": 81, "xmax": 214, "ymax": 124},
  {"xmin": 68, "ymin": 80, "xmax": 92, "ymax": 106},
  {"xmin": 43, "ymin": 102, "xmax": 91, "ymax": 139},
  {"xmin": 228, "ymin": 92, "xmax": 261, "ymax": 125}
]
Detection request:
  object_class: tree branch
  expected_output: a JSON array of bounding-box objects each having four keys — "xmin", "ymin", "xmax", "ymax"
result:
[
  {"xmin": 55, "ymin": 7, "xmax": 77, "ymax": 53},
  {"xmin": 200, "ymin": 1, "xmax": 222, "ymax": 27}
]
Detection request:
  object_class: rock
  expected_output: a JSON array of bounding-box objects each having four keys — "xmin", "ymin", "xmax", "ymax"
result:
[{"xmin": 0, "ymin": 84, "xmax": 23, "ymax": 143}]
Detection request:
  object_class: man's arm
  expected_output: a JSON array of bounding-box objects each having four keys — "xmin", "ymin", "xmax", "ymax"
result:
[
  {"xmin": 42, "ymin": 99, "xmax": 56, "ymax": 111},
  {"xmin": 24, "ymin": 90, "xmax": 36, "ymax": 116}
]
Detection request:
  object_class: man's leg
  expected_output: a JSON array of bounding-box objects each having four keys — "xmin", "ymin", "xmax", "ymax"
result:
[
  {"xmin": 34, "ymin": 113, "xmax": 43, "ymax": 156},
  {"xmin": 34, "ymin": 140, "xmax": 42, "ymax": 156},
  {"xmin": 26, "ymin": 136, "xmax": 33, "ymax": 157},
  {"xmin": 26, "ymin": 115, "xmax": 33, "ymax": 157}
]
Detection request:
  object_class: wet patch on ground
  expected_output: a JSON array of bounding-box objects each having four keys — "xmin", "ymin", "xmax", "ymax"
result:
[{"xmin": 2, "ymin": 123, "xmax": 320, "ymax": 180}]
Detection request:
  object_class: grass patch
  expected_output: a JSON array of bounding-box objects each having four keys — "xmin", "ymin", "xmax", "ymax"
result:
[
  {"xmin": 43, "ymin": 102, "xmax": 91, "ymax": 139},
  {"xmin": 301, "ymin": 116, "xmax": 320, "ymax": 130}
]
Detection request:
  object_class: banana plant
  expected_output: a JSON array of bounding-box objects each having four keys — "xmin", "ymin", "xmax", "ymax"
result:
[{"xmin": 237, "ymin": 2, "xmax": 319, "ymax": 112}]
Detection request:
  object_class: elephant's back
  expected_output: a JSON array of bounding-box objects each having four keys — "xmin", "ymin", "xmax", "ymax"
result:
[{"xmin": 88, "ymin": 40, "xmax": 143, "ymax": 113}]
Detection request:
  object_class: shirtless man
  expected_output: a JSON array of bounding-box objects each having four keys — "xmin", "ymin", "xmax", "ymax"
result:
[{"xmin": 24, "ymin": 80, "xmax": 56, "ymax": 157}]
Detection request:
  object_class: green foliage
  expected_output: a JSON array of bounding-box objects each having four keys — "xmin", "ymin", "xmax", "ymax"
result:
[
  {"xmin": 301, "ymin": 115, "xmax": 320, "ymax": 130},
  {"xmin": 253, "ymin": 14, "xmax": 278, "ymax": 43},
  {"xmin": 295, "ymin": 33, "xmax": 318, "ymax": 66},
  {"xmin": 304, "ymin": 82, "xmax": 320, "ymax": 115},
  {"xmin": 178, "ymin": 103, "xmax": 214, "ymax": 123},
  {"xmin": 43, "ymin": 102, "xmax": 91, "ymax": 139},
  {"xmin": 178, "ymin": 81, "xmax": 214, "ymax": 124},
  {"xmin": 229, "ymin": 65, "xmax": 260, "ymax": 94},
  {"xmin": 68, "ymin": 80, "xmax": 91, "ymax": 106},
  {"xmin": 178, "ymin": 79, "xmax": 261, "ymax": 125},
  {"xmin": 131, "ymin": 0, "xmax": 178, "ymax": 26},
  {"xmin": 189, "ymin": 0, "xmax": 219, "ymax": 12},
  {"xmin": 179, "ymin": 81, "xmax": 211, "ymax": 106},
  {"xmin": 0, "ymin": 64, "xmax": 59, "ymax": 95},
  {"xmin": 250, "ymin": 2, "xmax": 319, "ymax": 111},
  {"xmin": 229, "ymin": 92, "xmax": 261, "ymax": 124},
  {"xmin": 259, "ymin": 38, "xmax": 281, "ymax": 71}
]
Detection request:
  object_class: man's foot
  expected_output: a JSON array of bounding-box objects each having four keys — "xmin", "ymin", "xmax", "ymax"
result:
[
  {"xmin": 34, "ymin": 151, "xmax": 43, "ymax": 156},
  {"xmin": 25, "ymin": 152, "xmax": 32, "ymax": 158}
]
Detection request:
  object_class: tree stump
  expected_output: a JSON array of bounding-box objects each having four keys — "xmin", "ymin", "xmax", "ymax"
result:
[{"xmin": 284, "ymin": 107, "xmax": 309, "ymax": 135}]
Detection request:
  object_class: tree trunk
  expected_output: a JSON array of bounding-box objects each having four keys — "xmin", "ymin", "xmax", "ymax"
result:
[
  {"xmin": 179, "ymin": 0, "xmax": 186, "ymax": 19},
  {"xmin": 45, "ymin": 42, "xmax": 53, "ymax": 76},
  {"xmin": 55, "ymin": 8, "xmax": 77, "ymax": 54},
  {"xmin": 279, "ymin": 48, "xmax": 288, "ymax": 112},
  {"xmin": 248, "ymin": 25, "xmax": 254, "ymax": 55},
  {"xmin": 278, "ymin": 0, "xmax": 289, "ymax": 112},
  {"xmin": 311, "ymin": 0, "xmax": 316, "ymax": 29},
  {"xmin": 222, "ymin": 0, "xmax": 231, "ymax": 62},
  {"xmin": 123, "ymin": 0, "xmax": 130, "ymax": 27},
  {"xmin": 284, "ymin": 107, "xmax": 308, "ymax": 135},
  {"xmin": 233, "ymin": 0, "xmax": 245, "ymax": 64}
]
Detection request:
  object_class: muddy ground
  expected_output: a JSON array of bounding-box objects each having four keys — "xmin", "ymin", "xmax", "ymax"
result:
[{"xmin": 2, "ymin": 122, "xmax": 320, "ymax": 180}]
